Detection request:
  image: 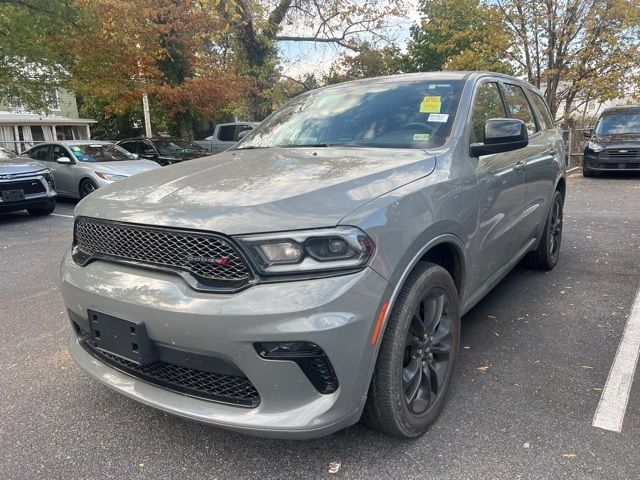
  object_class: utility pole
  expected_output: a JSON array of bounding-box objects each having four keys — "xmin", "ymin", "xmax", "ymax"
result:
[{"xmin": 142, "ymin": 93, "xmax": 152, "ymax": 138}]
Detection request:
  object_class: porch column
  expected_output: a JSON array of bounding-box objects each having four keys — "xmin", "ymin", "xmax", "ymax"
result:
[
  {"xmin": 86, "ymin": 125, "xmax": 91, "ymax": 140},
  {"xmin": 13, "ymin": 125, "xmax": 20, "ymax": 154}
]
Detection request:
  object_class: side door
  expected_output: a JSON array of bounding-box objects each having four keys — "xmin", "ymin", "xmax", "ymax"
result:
[
  {"xmin": 50, "ymin": 144, "xmax": 78, "ymax": 195},
  {"xmin": 525, "ymin": 90, "xmax": 563, "ymax": 238},
  {"xmin": 467, "ymin": 79, "xmax": 529, "ymax": 287}
]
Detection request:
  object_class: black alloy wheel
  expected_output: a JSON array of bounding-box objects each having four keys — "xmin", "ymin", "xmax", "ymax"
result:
[{"xmin": 403, "ymin": 287, "xmax": 452, "ymax": 414}]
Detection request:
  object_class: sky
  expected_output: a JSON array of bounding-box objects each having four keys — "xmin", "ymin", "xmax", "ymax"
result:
[{"xmin": 278, "ymin": 0, "xmax": 422, "ymax": 79}]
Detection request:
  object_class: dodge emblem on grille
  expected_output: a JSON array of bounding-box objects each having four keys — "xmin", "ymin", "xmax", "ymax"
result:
[
  {"xmin": 0, "ymin": 174, "xmax": 16, "ymax": 180},
  {"xmin": 185, "ymin": 255, "xmax": 230, "ymax": 266}
]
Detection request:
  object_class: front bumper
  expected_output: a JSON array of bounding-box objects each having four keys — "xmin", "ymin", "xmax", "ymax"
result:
[
  {"xmin": 0, "ymin": 174, "xmax": 56, "ymax": 212},
  {"xmin": 60, "ymin": 248, "xmax": 389, "ymax": 438},
  {"xmin": 584, "ymin": 152, "xmax": 640, "ymax": 171}
]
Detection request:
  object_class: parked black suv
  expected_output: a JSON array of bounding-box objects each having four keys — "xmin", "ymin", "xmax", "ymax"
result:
[
  {"xmin": 117, "ymin": 136, "xmax": 209, "ymax": 166},
  {"xmin": 583, "ymin": 105, "xmax": 640, "ymax": 176}
]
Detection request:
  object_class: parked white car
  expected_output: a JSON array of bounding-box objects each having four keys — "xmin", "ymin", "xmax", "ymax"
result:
[
  {"xmin": 22, "ymin": 141, "xmax": 160, "ymax": 198},
  {"xmin": 195, "ymin": 122, "xmax": 259, "ymax": 154}
]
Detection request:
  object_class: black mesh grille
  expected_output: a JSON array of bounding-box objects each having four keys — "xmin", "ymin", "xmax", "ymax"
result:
[
  {"xmin": 79, "ymin": 329, "xmax": 260, "ymax": 407},
  {"xmin": 74, "ymin": 217, "xmax": 252, "ymax": 288},
  {"xmin": 0, "ymin": 179, "xmax": 46, "ymax": 194}
]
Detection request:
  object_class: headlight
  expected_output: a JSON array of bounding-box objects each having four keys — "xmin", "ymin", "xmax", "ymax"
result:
[
  {"xmin": 587, "ymin": 140, "xmax": 604, "ymax": 153},
  {"xmin": 42, "ymin": 171, "xmax": 55, "ymax": 190},
  {"xmin": 237, "ymin": 226, "xmax": 375, "ymax": 276},
  {"xmin": 95, "ymin": 172, "xmax": 127, "ymax": 181}
]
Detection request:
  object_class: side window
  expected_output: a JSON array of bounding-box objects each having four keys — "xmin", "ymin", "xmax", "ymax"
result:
[
  {"xmin": 52, "ymin": 145, "xmax": 70, "ymax": 161},
  {"xmin": 234, "ymin": 125, "xmax": 253, "ymax": 141},
  {"xmin": 140, "ymin": 141, "xmax": 155, "ymax": 154},
  {"xmin": 471, "ymin": 82, "xmax": 507, "ymax": 143},
  {"xmin": 502, "ymin": 84, "xmax": 538, "ymax": 135},
  {"xmin": 217, "ymin": 125, "xmax": 236, "ymax": 142},
  {"xmin": 27, "ymin": 145, "xmax": 51, "ymax": 161},
  {"xmin": 529, "ymin": 92, "xmax": 554, "ymax": 130},
  {"xmin": 119, "ymin": 142, "xmax": 137, "ymax": 154}
]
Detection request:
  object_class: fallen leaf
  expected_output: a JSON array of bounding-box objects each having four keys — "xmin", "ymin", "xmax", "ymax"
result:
[
  {"xmin": 581, "ymin": 365, "xmax": 593, "ymax": 369},
  {"xmin": 327, "ymin": 461, "xmax": 342, "ymax": 474},
  {"xmin": 488, "ymin": 315, "xmax": 497, "ymax": 319},
  {"xmin": 523, "ymin": 442, "xmax": 530, "ymax": 449},
  {"xmin": 562, "ymin": 453, "xmax": 576, "ymax": 459},
  {"xmin": 477, "ymin": 365, "xmax": 490, "ymax": 372}
]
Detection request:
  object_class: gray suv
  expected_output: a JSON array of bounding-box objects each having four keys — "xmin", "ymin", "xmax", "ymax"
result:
[{"xmin": 60, "ymin": 72, "xmax": 565, "ymax": 439}]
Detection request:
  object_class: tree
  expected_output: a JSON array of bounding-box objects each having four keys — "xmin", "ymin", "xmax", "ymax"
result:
[
  {"xmin": 213, "ymin": 0, "xmax": 407, "ymax": 117},
  {"xmin": 65, "ymin": 0, "xmax": 246, "ymax": 138},
  {"xmin": 0, "ymin": 0, "xmax": 76, "ymax": 110},
  {"xmin": 495, "ymin": 0, "xmax": 640, "ymax": 121},
  {"xmin": 405, "ymin": 0, "xmax": 514, "ymax": 74},
  {"xmin": 325, "ymin": 43, "xmax": 404, "ymax": 84}
]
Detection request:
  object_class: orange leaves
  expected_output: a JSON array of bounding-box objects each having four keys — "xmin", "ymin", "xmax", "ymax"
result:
[{"xmin": 62, "ymin": 0, "xmax": 245, "ymax": 120}]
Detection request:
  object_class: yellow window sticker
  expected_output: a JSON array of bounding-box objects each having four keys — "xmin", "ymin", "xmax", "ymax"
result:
[
  {"xmin": 420, "ymin": 96, "xmax": 441, "ymax": 113},
  {"xmin": 413, "ymin": 133, "xmax": 430, "ymax": 141},
  {"xmin": 72, "ymin": 146, "xmax": 81, "ymax": 151}
]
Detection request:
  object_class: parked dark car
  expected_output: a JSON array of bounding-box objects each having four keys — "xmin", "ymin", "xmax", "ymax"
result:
[
  {"xmin": 583, "ymin": 105, "xmax": 640, "ymax": 176},
  {"xmin": 117, "ymin": 137, "xmax": 209, "ymax": 166},
  {"xmin": 0, "ymin": 156, "xmax": 56, "ymax": 216}
]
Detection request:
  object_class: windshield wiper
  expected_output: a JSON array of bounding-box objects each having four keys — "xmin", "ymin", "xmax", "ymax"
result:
[{"xmin": 280, "ymin": 143, "xmax": 331, "ymax": 148}]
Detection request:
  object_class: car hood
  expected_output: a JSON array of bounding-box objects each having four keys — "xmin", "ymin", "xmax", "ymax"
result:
[
  {"xmin": 90, "ymin": 159, "xmax": 160, "ymax": 176},
  {"xmin": 76, "ymin": 147, "xmax": 437, "ymax": 235},
  {"xmin": 0, "ymin": 159, "xmax": 48, "ymax": 175}
]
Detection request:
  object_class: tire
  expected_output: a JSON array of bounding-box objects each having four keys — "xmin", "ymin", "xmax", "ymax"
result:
[
  {"xmin": 79, "ymin": 179, "xmax": 99, "ymax": 198},
  {"xmin": 27, "ymin": 201, "xmax": 56, "ymax": 216},
  {"xmin": 526, "ymin": 189, "xmax": 563, "ymax": 270},
  {"xmin": 362, "ymin": 262, "xmax": 461, "ymax": 438}
]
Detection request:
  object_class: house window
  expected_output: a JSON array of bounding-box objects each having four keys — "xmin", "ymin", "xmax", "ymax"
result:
[
  {"xmin": 56, "ymin": 125, "xmax": 76, "ymax": 140},
  {"xmin": 47, "ymin": 90, "xmax": 60, "ymax": 111},
  {"xmin": 31, "ymin": 125, "xmax": 46, "ymax": 142}
]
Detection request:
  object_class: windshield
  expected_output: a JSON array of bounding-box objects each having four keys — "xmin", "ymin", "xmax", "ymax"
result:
[
  {"xmin": 154, "ymin": 139, "xmax": 206, "ymax": 155},
  {"xmin": 594, "ymin": 113, "xmax": 640, "ymax": 135},
  {"xmin": 238, "ymin": 79, "xmax": 464, "ymax": 150},
  {"xmin": 0, "ymin": 146, "xmax": 17, "ymax": 159},
  {"xmin": 70, "ymin": 143, "xmax": 137, "ymax": 162}
]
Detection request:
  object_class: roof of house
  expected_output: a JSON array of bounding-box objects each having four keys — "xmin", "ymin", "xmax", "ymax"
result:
[{"xmin": 0, "ymin": 112, "xmax": 96, "ymax": 126}]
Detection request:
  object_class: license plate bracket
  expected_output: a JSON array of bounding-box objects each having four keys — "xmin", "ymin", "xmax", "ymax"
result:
[
  {"xmin": 88, "ymin": 310, "xmax": 158, "ymax": 365},
  {"xmin": 1, "ymin": 189, "xmax": 25, "ymax": 202}
]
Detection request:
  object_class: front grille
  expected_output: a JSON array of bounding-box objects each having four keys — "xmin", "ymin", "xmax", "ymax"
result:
[
  {"xmin": 0, "ymin": 179, "xmax": 46, "ymax": 195},
  {"xmin": 600, "ymin": 149, "xmax": 640, "ymax": 160},
  {"xmin": 74, "ymin": 217, "xmax": 253, "ymax": 290},
  {"xmin": 590, "ymin": 161, "xmax": 640, "ymax": 170},
  {"xmin": 79, "ymin": 329, "xmax": 260, "ymax": 407}
]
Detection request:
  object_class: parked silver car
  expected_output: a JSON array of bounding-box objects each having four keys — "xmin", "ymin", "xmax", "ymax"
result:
[
  {"xmin": 60, "ymin": 72, "xmax": 565, "ymax": 439},
  {"xmin": 23, "ymin": 141, "xmax": 160, "ymax": 198}
]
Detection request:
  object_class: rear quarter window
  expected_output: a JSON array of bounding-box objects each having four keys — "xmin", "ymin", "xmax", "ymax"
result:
[{"xmin": 529, "ymin": 92, "xmax": 555, "ymax": 130}]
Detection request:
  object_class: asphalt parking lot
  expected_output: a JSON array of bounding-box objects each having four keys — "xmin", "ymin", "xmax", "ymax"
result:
[{"xmin": 1, "ymin": 173, "xmax": 639, "ymax": 479}]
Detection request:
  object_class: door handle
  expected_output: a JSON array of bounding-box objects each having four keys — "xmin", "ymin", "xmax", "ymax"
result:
[{"xmin": 514, "ymin": 160, "xmax": 525, "ymax": 172}]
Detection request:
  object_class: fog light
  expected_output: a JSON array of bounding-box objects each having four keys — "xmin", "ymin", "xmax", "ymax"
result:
[{"xmin": 255, "ymin": 342, "xmax": 339, "ymax": 394}]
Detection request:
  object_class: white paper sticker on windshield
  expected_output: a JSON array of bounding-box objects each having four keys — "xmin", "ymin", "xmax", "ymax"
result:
[{"xmin": 428, "ymin": 113, "xmax": 449, "ymax": 123}]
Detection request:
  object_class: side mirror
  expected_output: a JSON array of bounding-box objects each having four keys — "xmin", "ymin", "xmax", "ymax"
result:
[
  {"xmin": 583, "ymin": 129, "xmax": 592, "ymax": 138},
  {"xmin": 131, "ymin": 153, "xmax": 139, "ymax": 159},
  {"xmin": 470, "ymin": 118, "xmax": 529, "ymax": 157},
  {"xmin": 56, "ymin": 156, "xmax": 72, "ymax": 164},
  {"xmin": 236, "ymin": 130, "xmax": 251, "ymax": 141}
]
